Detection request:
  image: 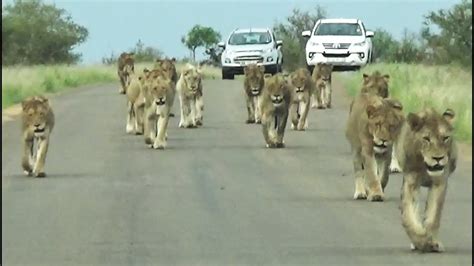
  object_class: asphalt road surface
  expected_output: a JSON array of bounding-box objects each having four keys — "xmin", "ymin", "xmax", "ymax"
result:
[{"xmin": 2, "ymin": 77, "xmax": 472, "ymax": 266}]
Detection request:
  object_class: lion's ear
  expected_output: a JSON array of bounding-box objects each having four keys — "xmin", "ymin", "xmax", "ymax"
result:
[
  {"xmin": 407, "ymin": 113, "xmax": 424, "ymax": 131},
  {"xmin": 21, "ymin": 98, "xmax": 31, "ymax": 111},
  {"xmin": 243, "ymin": 65, "xmax": 249, "ymax": 75},
  {"xmin": 385, "ymin": 98, "xmax": 403, "ymax": 111},
  {"xmin": 171, "ymin": 57, "xmax": 176, "ymax": 63},
  {"xmin": 366, "ymin": 104, "xmax": 378, "ymax": 119},
  {"xmin": 362, "ymin": 73, "xmax": 370, "ymax": 84},
  {"xmin": 443, "ymin": 108, "xmax": 456, "ymax": 125},
  {"xmin": 383, "ymin": 74, "xmax": 390, "ymax": 83},
  {"xmin": 258, "ymin": 64, "xmax": 265, "ymax": 73}
]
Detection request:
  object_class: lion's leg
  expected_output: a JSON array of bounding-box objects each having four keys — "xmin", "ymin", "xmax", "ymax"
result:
[
  {"xmin": 362, "ymin": 148, "xmax": 384, "ymax": 201},
  {"xmin": 378, "ymin": 151, "xmax": 392, "ymax": 191},
  {"xmin": 143, "ymin": 108, "xmax": 154, "ymax": 145},
  {"xmin": 245, "ymin": 94, "xmax": 255, "ymax": 124},
  {"xmin": 297, "ymin": 99, "xmax": 310, "ymax": 131},
  {"xmin": 135, "ymin": 103, "xmax": 145, "ymax": 135},
  {"xmin": 180, "ymin": 97, "xmax": 194, "ymax": 128},
  {"xmin": 401, "ymin": 173, "xmax": 428, "ymax": 250},
  {"xmin": 261, "ymin": 113, "xmax": 276, "ymax": 148},
  {"xmin": 195, "ymin": 94, "xmax": 204, "ymax": 126},
  {"xmin": 32, "ymin": 137, "xmax": 49, "ymax": 177},
  {"xmin": 22, "ymin": 137, "xmax": 34, "ymax": 176},
  {"xmin": 325, "ymin": 83, "xmax": 332, "ymax": 108},
  {"xmin": 178, "ymin": 93, "xmax": 185, "ymax": 127},
  {"xmin": 153, "ymin": 115, "xmax": 170, "ymax": 149},
  {"xmin": 254, "ymin": 96, "xmax": 262, "ymax": 124},
  {"xmin": 390, "ymin": 145, "xmax": 402, "ymax": 173},
  {"xmin": 189, "ymin": 97, "xmax": 198, "ymax": 127},
  {"xmin": 118, "ymin": 72, "xmax": 126, "ymax": 94},
  {"xmin": 311, "ymin": 92, "xmax": 318, "ymax": 109},
  {"xmin": 319, "ymin": 86, "xmax": 327, "ymax": 109},
  {"xmin": 352, "ymin": 148, "xmax": 367, "ymax": 199},
  {"xmin": 422, "ymin": 182, "xmax": 448, "ymax": 252},
  {"xmin": 290, "ymin": 103, "xmax": 299, "ymax": 130},
  {"xmin": 276, "ymin": 111, "xmax": 288, "ymax": 148},
  {"xmin": 126, "ymin": 101, "xmax": 134, "ymax": 134}
]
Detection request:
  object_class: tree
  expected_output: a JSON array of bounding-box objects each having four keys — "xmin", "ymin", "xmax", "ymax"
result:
[
  {"xmin": 421, "ymin": 0, "xmax": 472, "ymax": 67},
  {"xmin": 2, "ymin": 0, "xmax": 88, "ymax": 65},
  {"xmin": 181, "ymin": 25, "xmax": 221, "ymax": 61},
  {"xmin": 371, "ymin": 28, "xmax": 399, "ymax": 62},
  {"xmin": 273, "ymin": 6, "xmax": 327, "ymax": 71}
]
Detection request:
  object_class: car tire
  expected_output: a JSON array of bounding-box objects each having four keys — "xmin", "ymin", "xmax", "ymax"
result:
[
  {"xmin": 307, "ymin": 65, "xmax": 315, "ymax": 75},
  {"xmin": 222, "ymin": 69, "xmax": 234, "ymax": 80}
]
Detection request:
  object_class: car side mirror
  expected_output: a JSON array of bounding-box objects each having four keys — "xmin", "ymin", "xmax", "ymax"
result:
[
  {"xmin": 217, "ymin": 42, "xmax": 225, "ymax": 49},
  {"xmin": 276, "ymin": 40, "xmax": 283, "ymax": 48},
  {"xmin": 365, "ymin": 31, "xmax": 374, "ymax": 38},
  {"xmin": 301, "ymin": 30, "xmax": 311, "ymax": 38}
]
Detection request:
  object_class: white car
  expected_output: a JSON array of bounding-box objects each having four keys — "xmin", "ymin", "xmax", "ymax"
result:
[
  {"xmin": 302, "ymin": 18, "xmax": 374, "ymax": 71},
  {"xmin": 218, "ymin": 28, "xmax": 283, "ymax": 80}
]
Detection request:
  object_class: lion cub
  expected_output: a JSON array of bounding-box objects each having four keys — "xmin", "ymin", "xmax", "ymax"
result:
[
  {"xmin": 142, "ymin": 69, "xmax": 176, "ymax": 149},
  {"xmin": 288, "ymin": 68, "xmax": 314, "ymax": 131},
  {"xmin": 243, "ymin": 64, "xmax": 265, "ymax": 124},
  {"xmin": 345, "ymin": 93, "xmax": 404, "ymax": 201},
  {"xmin": 176, "ymin": 63, "xmax": 204, "ymax": 128},
  {"xmin": 394, "ymin": 108, "xmax": 457, "ymax": 253},
  {"xmin": 21, "ymin": 96, "xmax": 55, "ymax": 177},
  {"xmin": 260, "ymin": 74, "xmax": 292, "ymax": 148},
  {"xmin": 311, "ymin": 63, "xmax": 333, "ymax": 109}
]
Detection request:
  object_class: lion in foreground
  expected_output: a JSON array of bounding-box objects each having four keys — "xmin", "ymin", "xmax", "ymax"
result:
[
  {"xmin": 142, "ymin": 69, "xmax": 176, "ymax": 149},
  {"xmin": 260, "ymin": 74, "xmax": 291, "ymax": 148},
  {"xmin": 176, "ymin": 63, "xmax": 204, "ymax": 128},
  {"xmin": 393, "ymin": 107, "xmax": 457, "ymax": 253},
  {"xmin": 21, "ymin": 96, "xmax": 55, "ymax": 177},
  {"xmin": 117, "ymin": 52, "xmax": 135, "ymax": 94},
  {"xmin": 125, "ymin": 68, "xmax": 149, "ymax": 135},
  {"xmin": 288, "ymin": 67, "xmax": 314, "ymax": 131},
  {"xmin": 311, "ymin": 63, "xmax": 333, "ymax": 109},
  {"xmin": 345, "ymin": 93, "xmax": 404, "ymax": 201},
  {"xmin": 243, "ymin": 64, "xmax": 265, "ymax": 124}
]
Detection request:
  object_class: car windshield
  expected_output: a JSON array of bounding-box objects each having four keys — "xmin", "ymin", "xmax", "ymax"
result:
[
  {"xmin": 228, "ymin": 32, "xmax": 272, "ymax": 45},
  {"xmin": 314, "ymin": 23, "xmax": 363, "ymax": 36}
]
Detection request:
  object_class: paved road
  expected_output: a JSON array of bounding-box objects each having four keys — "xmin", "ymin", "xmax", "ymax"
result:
[{"xmin": 2, "ymin": 78, "xmax": 472, "ymax": 265}]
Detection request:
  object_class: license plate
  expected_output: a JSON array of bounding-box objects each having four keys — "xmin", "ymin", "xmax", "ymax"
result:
[
  {"xmin": 240, "ymin": 61, "xmax": 257, "ymax": 66},
  {"xmin": 328, "ymin": 58, "xmax": 344, "ymax": 63}
]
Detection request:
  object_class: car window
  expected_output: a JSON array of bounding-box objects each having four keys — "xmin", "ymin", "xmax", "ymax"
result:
[
  {"xmin": 314, "ymin": 23, "xmax": 363, "ymax": 36},
  {"xmin": 228, "ymin": 32, "xmax": 272, "ymax": 45}
]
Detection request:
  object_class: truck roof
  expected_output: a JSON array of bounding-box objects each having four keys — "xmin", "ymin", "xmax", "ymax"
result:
[
  {"xmin": 318, "ymin": 18, "xmax": 360, "ymax": 24},
  {"xmin": 233, "ymin": 28, "xmax": 270, "ymax": 33}
]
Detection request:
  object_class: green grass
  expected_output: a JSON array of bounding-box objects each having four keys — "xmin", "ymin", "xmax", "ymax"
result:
[
  {"xmin": 2, "ymin": 62, "xmax": 221, "ymax": 109},
  {"xmin": 338, "ymin": 63, "xmax": 472, "ymax": 142}
]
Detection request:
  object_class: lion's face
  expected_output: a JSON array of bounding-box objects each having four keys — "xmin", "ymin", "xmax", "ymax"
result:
[
  {"xmin": 22, "ymin": 96, "xmax": 50, "ymax": 136},
  {"xmin": 244, "ymin": 64, "xmax": 265, "ymax": 96},
  {"xmin": 265, "ymin": 74, "xmax": 289, "ymax": 107},
  {"xmin": 147, "ymin": 77, "xmax": 171, "ymax": 107},
  {"xmin": 183, "ymin": 66, "xmax": 202, "ymax": 94},
  {"xmin": 366, "ymin": 98, "xmax": 405, "ymax": 154},
  {"xmin": 362, "ymin": 71, "xmax": 389, "ymax": 98},
  {"xmin": 407, "ymin": 108, "xmax": 455, "ymax": 177},
  {"xmin": 314, "ymin": 63, "xmax": 333, "ymax": 87},
  {"xmin": 290, "ymin": 68, "xmax": 311, "ymax": 94},
  {"xmin": 155, "ymin": 58, "xmax": 177, "ymax": 80}
]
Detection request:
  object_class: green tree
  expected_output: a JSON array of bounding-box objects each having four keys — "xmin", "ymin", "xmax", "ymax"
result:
[
  {"xmin": 421, "ymin": 0, "xmax": 472, "ymax": 67},
  {"xmin": 371, "ymin": 28, "xmax": 400, "ymax": 62},
  {"xmin": 273, "ymin": 6, "xmax": 327, "ymax": 71},
  {"xmin": 2, "ymin": 0, "xmax": 88, "ymax": 65},
  {"xmin": 181, "ymin": 25, "xmax": 221, "ymax": 61}
]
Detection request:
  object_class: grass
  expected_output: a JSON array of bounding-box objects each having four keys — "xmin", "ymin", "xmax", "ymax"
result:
[
  {"xmin": 338, "ymin": 63, "xmax": 472, "ymax": 142},
  {"xmin": 1, "ymin": 62, "xmax": 221, "ymax": 109}
]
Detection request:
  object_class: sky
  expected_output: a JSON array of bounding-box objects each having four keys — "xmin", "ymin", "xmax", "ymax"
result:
[{"xmin": 3, "ymin": 0, "xmax": 461, "ymax": 64}]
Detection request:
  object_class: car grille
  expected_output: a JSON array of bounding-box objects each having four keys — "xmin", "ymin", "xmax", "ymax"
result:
[
  {"xmin": 234, "ymin": 55, "xmax": 264, "ymax": 63},
  {"xmin": 323, "ymin": 43, "xmax": 351, "ymax": 49},
  {"xmin": 323, "ymin": 52, "xmax": 350, "ymax": 58}
]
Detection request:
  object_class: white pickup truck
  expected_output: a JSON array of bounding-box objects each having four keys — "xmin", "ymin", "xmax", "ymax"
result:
[
  {"xmin": 302, "ymin": 18, "xmax": 374, "ymax": 72},
  {"xmin": 218, "ymin": 28, "xmax": 283, "ymax": 80}
]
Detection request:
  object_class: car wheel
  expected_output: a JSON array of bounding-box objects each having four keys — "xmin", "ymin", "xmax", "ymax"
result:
[
  {"xmin": 222, "ymin": 69, "xmax": 234, "ymax": 80},
  {"xmin": 307, "ymin": 65, "xmax": 315, "ymax": 75}
]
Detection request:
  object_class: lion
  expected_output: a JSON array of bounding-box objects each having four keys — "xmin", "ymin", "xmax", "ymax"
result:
[
  {"xmin": 345, "ymin": 93, "xmax": 405, "ymax": 201},
  {"xmin": 117, "ymin": 52, "xmax": 135, "ymax": 94},
  {"xmin": 288, "ymin": 67, "xmax": 314, "ymax": 131},
  {"xmin": 311, "ymin": 63, "xmax": 333, "ymax": 109},
  {"xmin": 259, "ymin": 73, "xmax": 292, "ymax": 148},
  {"xmin": 125, "ymin": 68, "xmax": 149, "ymax": 135},
  {"xmin": 142, "ymin": 69, "xmax": 176, "ymax": 149},
  {"xmin": 392, "ymin": 107, "xmax": 457, "ymax": 253},
  {"xmin": 21, "ymin": 96, "xmax": 55, "ymax": 177},
  {"xmin": 176, "ymin": 63, "xmax": 204, "ymax": 128},
  {"xmin": 361, "ymin": 71, "xmax": 390, "ymax": 98},
  {"xmin": 154, "ymin": 57, "xmax": 178, "ymax": 117},
  {"xmin": 243, "ymin": 64, "xmax": 265, "ymax": 124}
]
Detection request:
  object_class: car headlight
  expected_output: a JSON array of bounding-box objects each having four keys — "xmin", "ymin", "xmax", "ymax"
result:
[{"xmin": 353, "ymin": 41, "xmax": 366, "ymax": 46}]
